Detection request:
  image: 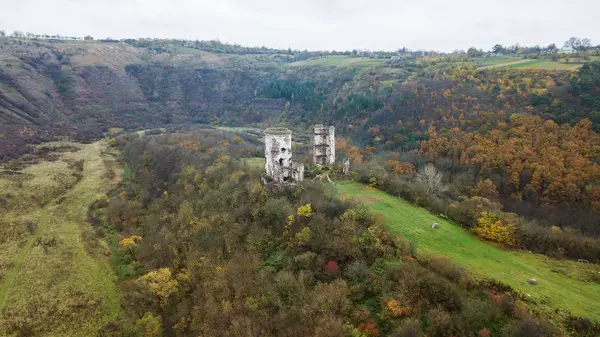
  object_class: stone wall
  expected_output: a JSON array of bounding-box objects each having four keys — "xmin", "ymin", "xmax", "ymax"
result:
[{"xmin": 264, "ymin": 128, "xmax": 293, "ymax": 182}]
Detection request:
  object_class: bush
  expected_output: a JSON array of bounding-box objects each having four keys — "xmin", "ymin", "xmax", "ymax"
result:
[
  {"xmin": 413, "ymin": 272, "xmax": 462, "ymax": 312},
  {"xmin": 391, "ymin": 319, "xmax": 420, "ymax": 337},
  {"xmin": 428, "ymin": 256, "xmax": 466, "ymax": 283},
  {"xmin": 505, "ymin": 319, "xmax": 542, "ymax": 337},
  {"xmin": 445, "ymin": 197, "xmax": 502, "ymax": 229},
  {"xmin": 474, "ymin": 212, "xmax": 518, "ymax": 247},
  {"xmin": 135, "ymin": 312, "xmax": 163, "ymax": 337}
]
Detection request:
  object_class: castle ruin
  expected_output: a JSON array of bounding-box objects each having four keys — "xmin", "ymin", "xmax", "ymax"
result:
[
  {"xmin": 313, "ymin": 125, "xmax": 335, "ymax": 166},
  {"xmin": 264, "ymin": 127, "xmax": 304, "ymax": 183}
]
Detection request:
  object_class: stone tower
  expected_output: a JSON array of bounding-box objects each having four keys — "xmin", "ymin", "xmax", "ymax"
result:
[
  {"xmin": 264, "ymin": 127, "xmax": 303, "ymax": 183},
  {"xmin": 313, "ymin": 125, "xmax": 335, "ymax": 165},
  {"xmin": 343, "ymin": 158, "xmax": 350, "ymax": 175}
]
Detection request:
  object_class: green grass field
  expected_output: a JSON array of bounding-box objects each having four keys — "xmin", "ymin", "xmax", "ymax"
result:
[
  {"xmin": 0, "ymin": 141, "xmax": 122, "ymax": 336},
  {"xmin": 505, "ymin": 59, "xmax": 582, "ymax": 70},
  {"xmin": 471, "ymin": 56, "xmax": 521, "ymax": 67},
  {"xmin": 480, "ymin": 58, "xmax": 582, "ymax": 70},
  {"xmin": 337, "ymin": 182, "xmax": 600, "ymax": 321},
  {"xmin": 287, "ymin": 55, "xmax": 385, "ymax": 68}
]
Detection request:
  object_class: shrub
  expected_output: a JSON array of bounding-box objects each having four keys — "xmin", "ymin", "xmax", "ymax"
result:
[
  {"xmin": 297, "ymin": 203, "xmax": 313, "ymax": 217},
  {"xmin": 391, "ymin": 319, "xmax": 420, "ymax": 337},
  {"xmin": 135, "ymin": 312, "xmax": 163, "ymax": 337},
  {"xmin": 566, "ymin": 316, "xmax": 600, "ymax": 337},
  {"xmin": 413, "ymin": 273, "xmax": 462, "ymax": 312},
  {"xmin": 474, "ymin": 212, "xmax": 517, "ymax": 247},
  {"xmin": 428, "ymin": 256, "xmax": 466, "ymax": 283},
  {"xmin": 445, "ymin": 196, "xmax": 502, "ymax": 228},
  {"xmin": 506, "ymin": 319, "xmax": 542, "ymax": 337},
  {"xmin": 427, "ymin": 308, "xmax": 461, "ymax": 337}
]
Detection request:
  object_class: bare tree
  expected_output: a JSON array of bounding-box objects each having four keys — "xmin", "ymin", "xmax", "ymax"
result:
[
  {"xmin": 580, "ymin": 38, "xmax": 592, "ymax": 51},
  {"xmin": 416, "ymin": 163, "xmax": 448, "ymax": 196},
  {"xmin": 0, "ymin": 30, "xmax": 5, "ymax": 37}
]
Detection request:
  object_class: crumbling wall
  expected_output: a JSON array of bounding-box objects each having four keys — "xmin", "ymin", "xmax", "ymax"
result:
[
  {"xmin": 265, "ymin": 128, "xmax": 293, "ymax": 182},
  {"xmin": 291, "ymin": 162, "xmax": 304, "ymax": 182}
]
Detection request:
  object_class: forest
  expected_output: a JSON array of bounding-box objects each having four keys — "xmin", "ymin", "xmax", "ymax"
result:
[{"xmin": 87, "ymin": 129, "xmax": 597, "ymax": 336}]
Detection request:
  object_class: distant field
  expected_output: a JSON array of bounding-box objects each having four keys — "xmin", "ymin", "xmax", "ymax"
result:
[
  {"xmin": 528, "ymin": 61, "xmax": 583, "ymax": 70},
  {"xmin": 480, "ymin": 58, "xmax": 582, "ymax": 70},
  {"xmin": 338, "ymin": 182, "xmax": 600, "ymax": 321},
  {"xmin": 0, "ymin": 141, "xmax": 122, "ymax": 336},
  {"xmin": 287, "ymin": 55, "xmax": 385, "ymax": 68},
  {"xmin": 471, "ymin": 56, "xmax": 521, "ymax": 67}
]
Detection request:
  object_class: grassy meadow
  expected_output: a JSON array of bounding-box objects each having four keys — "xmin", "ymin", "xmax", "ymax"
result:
[
  {"xmin": 471, "ymin": 56, "xmax": 521, "ymax": 67},
  {"xmin": 0, "ymin": 141, "xmax": 122, "ymax": 336},
  {"xmin": 338, "ymin": 182, "xmax": 600, "ymax": 322},
  {"xmin": 478, "ymin": 58, "xmax": 583, "ymax": 70},
  {"xmin": 287, "ymin": 55, "xmax": 385, "ymax": 68}
]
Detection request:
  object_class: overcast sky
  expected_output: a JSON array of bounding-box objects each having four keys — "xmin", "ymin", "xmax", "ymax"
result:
[{"xmin": 0, "ymin": 0, "xmax": 597, "ymax": 52}]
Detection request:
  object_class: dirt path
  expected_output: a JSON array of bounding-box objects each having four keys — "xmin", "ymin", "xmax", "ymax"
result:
[{"xmin": 0, "ymin": 141, "xmax": 122, "ymax": 336}]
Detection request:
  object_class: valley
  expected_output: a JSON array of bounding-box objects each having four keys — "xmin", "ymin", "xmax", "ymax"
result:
[
  {"xmin": 0, "ymin": 141, "xmax": 121, "ymax": 336},
  {"xmin": 0, "ymin": 35, "xmax": 599, "ymax": 336}
]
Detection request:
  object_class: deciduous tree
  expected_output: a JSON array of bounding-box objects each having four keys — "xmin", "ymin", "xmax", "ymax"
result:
[{"xmin": 416, "ymin": 163, "xmax": 448, "ymax": 196}]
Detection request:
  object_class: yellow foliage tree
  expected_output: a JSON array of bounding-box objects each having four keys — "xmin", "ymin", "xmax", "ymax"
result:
[
  {"xmin": 474, "ymin": 212, "xmax": 516, "ymax": 247},
  {"xmin": 119, "ymin": 235, "xmax": 142, "ymax": 249},
  {"xmin": 297, "ymin": 203, "xmax": 312, "ymax": 217},
  {"xmin": 385, "ymin": 299, "xmax": 410, "ymax": 317},
  {"xmin": 142, "ymin": 268, "xmax": 179, "ymax": 306},
  {"xmin": 295, "ymin": 227, "xmax": 312, "ymax": 246}
]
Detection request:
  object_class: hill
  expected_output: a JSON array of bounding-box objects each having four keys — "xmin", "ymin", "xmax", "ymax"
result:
[
  {"xmin": 2, "ymin": 38, "xmax": 599, "ymax": 163},
  {"xmin": 0, "ymin": 38, "xmax": 290, "ymax": 159},
  {"xmin": 338, "ymin": 182, "xmax": 600, "ymax": 321}
]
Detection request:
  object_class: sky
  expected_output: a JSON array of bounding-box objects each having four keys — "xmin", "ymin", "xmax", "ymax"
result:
[{"xmin": 0, "ymin": 0, "xmax": 598, "ymax": 52}]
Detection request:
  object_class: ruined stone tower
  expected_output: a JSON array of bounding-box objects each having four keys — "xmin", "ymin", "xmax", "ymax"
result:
[
  {"xmin": 313, "ymin": 125, "xmax": 335, "ymax": 166},
  {"xmin": 264, "ymin": 127, "xmax": 303, "ymax": 183}
]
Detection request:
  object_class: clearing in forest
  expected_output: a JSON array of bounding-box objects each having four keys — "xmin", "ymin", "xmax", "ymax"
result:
[
  {"xmin": 480, "ymin": 58, "xmax": 582, "ymax": 70},
  {"xmin": 338, "ymin": 182, "xmax": 600, "ymax": 322},
  {"xmin": 287, "ymin": 55, "xmax": 385, "ymax": 68},
  {"xmin": 0, "ymin": 140, "xmax": 122, "ymax": 336}
]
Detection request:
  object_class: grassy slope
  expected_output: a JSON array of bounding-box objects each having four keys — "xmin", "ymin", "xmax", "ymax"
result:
[
  {"xmin": 479, "ymin": 58, "xmax": 582, "ymax": 70},
  {"xmin": 0, "ymin": 141, "xmax": 122, "ymax": 336},
  {"xmin": 287, "ymin": 55, "xmax": 385, "ymax": 68},
  {"xmin": 471, "ymin": 56, "xmax": 521, "ymax": 67},
  {"xmin": 338, "ymin": 182, "xmax": 600, "ymax": 321}
]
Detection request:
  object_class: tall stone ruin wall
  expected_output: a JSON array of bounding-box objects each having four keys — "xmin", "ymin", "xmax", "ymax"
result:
[{"xmin": 313, "ymin": 125, "xmax": 335, "ymax": 165}]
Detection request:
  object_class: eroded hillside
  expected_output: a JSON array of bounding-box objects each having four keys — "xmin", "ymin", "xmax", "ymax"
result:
[{"xmin": 0, "ymin": 39, "xmax": 289, "ymax": 160}]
